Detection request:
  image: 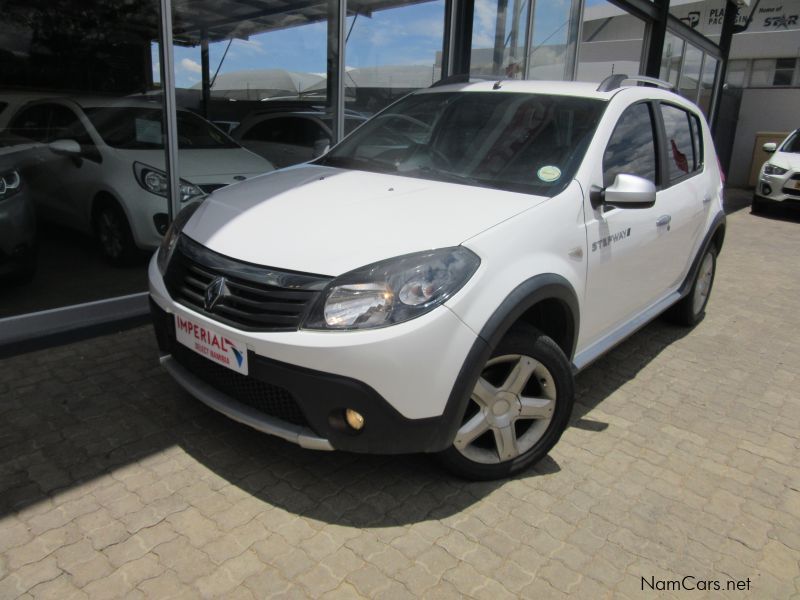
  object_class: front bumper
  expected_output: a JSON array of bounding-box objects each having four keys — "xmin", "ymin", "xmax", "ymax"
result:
[
  {"xmin": 756, "ymin": 170, "xmax": 800, "ymax": 203},
  {"xmin": 149, "ymin": 256, "xmax": 478, "ymax": 454}
]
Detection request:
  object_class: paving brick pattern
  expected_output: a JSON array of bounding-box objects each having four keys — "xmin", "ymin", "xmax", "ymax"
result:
[{"xmin": 1, "ymin": 192, "xmax": 799, "ymax": 598}]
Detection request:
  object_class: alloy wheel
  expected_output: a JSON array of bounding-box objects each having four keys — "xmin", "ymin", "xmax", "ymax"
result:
[
  {"xmin": 98, "ymin": 209, "xmax": 124, "ymax": 259},
  {"xmin": 454, "ymin": 354, "xmax": 556, "ymax": 464}
]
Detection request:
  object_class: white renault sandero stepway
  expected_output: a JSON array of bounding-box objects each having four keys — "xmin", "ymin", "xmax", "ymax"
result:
[{"xmin": 149, "ymin": 75, "xmax": 726, "ymax": 480}]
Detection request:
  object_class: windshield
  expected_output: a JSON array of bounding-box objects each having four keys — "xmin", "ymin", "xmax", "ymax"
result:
[
  {"xmin": 780, "ymin": 131, "xmax": 800, "ymax": 154},
  {"xmin": 84, "ymin": 107, "xmax": 239, "ymax": 150},
  {"xmin": 318, "ymin": 91, "xmax": 606, "ymax": 196}
]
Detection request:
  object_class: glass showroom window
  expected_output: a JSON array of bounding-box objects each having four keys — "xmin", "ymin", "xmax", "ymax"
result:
[
  {"xmin": 576, "ymin": 0, "xmax": 646, "ymax": 82},
  {"xmin": 470, "ymin": 0, "xmax": 530, "ymax": 78},
  {"xmin": 660, "ymin": 32, "xmax": 685, "ymax": 87},
  {"xmin": 0, "ymin": 0, "xmax": 166, "ymax": 318},
  {"xmin": 170, "ymin": 1, "xmax": 334, "ymax": 171},
  {"xmin": 677, "ymin": 42, "xmax": 702, "ymax": 103},
  {"xmin": 344, "ymin": 0, "xmax": 446, "ymax": 116},
  {"xmin": 697, "ymin": 54, "xmax": 718, "ymax": 116}
]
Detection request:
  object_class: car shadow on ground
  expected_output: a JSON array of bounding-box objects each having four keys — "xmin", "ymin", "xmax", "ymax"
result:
[
  {"xmin": 171, "ymin": 318, "xmax": 693, "ymax": 527},
  {"xmin": 0, "ymin": 318, "xmax": 692, "ymax": 529},
  {"xmin": 751, "ymin": 204, "xmax": 800, "ymax": 224}
]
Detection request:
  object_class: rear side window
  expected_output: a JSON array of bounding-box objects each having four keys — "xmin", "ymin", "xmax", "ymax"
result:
[
  {"xmin": 660, "ymin": 104, "xmax": 703, "ymax": 182},
  {"xmin": 603, "ymin": 103, "xmax": 658, "ymax": 188}
]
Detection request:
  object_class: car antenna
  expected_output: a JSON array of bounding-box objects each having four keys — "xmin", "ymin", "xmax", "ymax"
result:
[{"xmin": 493, "ymin": 79, "xmax": 503, "ymax": 90}]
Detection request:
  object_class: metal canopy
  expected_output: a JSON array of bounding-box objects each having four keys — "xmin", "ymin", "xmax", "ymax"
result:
[{"xmin": 171, "ymin": 0, "xmax": 433, "ymax": 45}]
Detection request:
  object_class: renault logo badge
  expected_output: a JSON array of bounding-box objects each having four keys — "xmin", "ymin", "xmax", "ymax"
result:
[{"xmin": 204, "ymin": 277, "xmax": 229, "ymax": 311}]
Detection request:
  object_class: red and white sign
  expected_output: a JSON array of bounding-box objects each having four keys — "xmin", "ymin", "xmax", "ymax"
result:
[{"xmin": 175, "ymin": 314, "xmax": 248, "ymax": 375}]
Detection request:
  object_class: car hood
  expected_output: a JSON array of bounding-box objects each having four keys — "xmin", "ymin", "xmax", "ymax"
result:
[
  {"xmin": 117, "ymin": 147, "xmax": 273, "ymax": 181},
  {"xmin": 771, "ymin": 150, "xmax": 800, "ymax": 172},
  {"xmin": 183, "ymin": 165, "xmax": 543, "ymax": 275}
]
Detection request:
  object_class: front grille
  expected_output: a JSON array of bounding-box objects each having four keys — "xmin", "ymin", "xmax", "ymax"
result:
[
  {"xmin": 165, "ymin": 236, "xmax": 332, "ymax": 331},
  {"xmin": 782, "ymin": 186, "xmax": 800, "ymax": 197},
  {"xmin": 172, "ymin": 342, "xmax": 308, "ymax": 426}
]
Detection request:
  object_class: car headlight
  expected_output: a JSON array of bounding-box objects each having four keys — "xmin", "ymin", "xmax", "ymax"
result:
[
  {"xmin": 133, "ymin": 162, "xmax": 204, "ymax": 203},
  {"xmin": 763, "ymin": 163, "xmax": 788, "ymax": 176},
  {"xmin": 0, "ymin": 170, "xmax": 22, "ymax": 201},
  {"xmin": 303, "ymin": 247, "xmax": 480, "ymax": 330},
  {"xmin": 156, "ymin": 201, "xmax": 203, "ymax": 276}
]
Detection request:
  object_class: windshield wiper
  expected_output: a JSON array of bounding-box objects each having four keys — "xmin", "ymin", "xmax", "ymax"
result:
[{"xmin": 409, "ymin": 166, "xmax": 482, "ymax": 186}]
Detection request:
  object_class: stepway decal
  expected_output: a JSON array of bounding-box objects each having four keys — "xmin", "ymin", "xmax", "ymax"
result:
[{"xmin": 592, "ymin": 228, "xmax": 631, "ymax": 252}]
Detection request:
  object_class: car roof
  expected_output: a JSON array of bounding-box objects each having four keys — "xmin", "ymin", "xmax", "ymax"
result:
[
  {"xmin": 17, "ymin": 95, "xmax": 195, "ymax": 112},
  {"xmin": 418, "ymin": 79, "xmax": 618, "ymax": 99},
  {"xmin": 416, "ymin": 78, "xmax": 706, "ymax": 116}
]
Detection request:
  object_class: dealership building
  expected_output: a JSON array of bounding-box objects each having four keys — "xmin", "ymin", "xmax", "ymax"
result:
[{"xmin": 0, "ymin": 0, "xmax": 798, "ymax": 343}]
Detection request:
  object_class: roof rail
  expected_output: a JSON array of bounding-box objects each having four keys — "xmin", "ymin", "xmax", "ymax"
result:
[
  {"xmin": 430, "ymin": 74, "xmax": 495, "ymax": 88},
  {"xmin": 596, "ymin": 74, "xmax": 674, "ymax": 92}
]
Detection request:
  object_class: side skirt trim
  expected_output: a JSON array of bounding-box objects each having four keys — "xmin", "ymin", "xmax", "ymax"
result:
[{"xmin": 572, "ymin": 291, "xmax": 681, "ymax": 373}]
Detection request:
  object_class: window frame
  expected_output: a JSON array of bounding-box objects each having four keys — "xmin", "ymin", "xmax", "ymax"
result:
[
  {"xmin": 602, "ymin": 100, "xmax": 662, "ymax": 191},
  {"xmin": 7, "ymin": 103, "xmax": 51, "ymax": 142},
  {"xmin": 653, "ymin": 100, "xmax": 705, "ymax": 188}
]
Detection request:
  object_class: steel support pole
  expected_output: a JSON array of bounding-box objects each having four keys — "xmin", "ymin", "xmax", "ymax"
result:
[
  {"xmin": 327, "ymin": 0, "xmax": 346, "ymax": 143},
  {"xmin": 201, "ymin": 28, "xmax": 210, "ymax": 119},
  {"xmin": 711, "ymin": 0, "xmax": 738, "ymax": 132},
  {"xmin": 158, "ymin": 0, "xmax": 181, "ymax": 221}
]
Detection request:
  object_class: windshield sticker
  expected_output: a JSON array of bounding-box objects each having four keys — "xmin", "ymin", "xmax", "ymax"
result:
[{"xmin": 537, "ymin": 165, "xmax": 561, "ymax": 182}]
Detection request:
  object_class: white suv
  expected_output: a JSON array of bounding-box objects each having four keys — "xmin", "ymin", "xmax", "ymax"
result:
[
  {"xmin": 149, "ymin": 76, "xmax": 725, "ymax": 480},
  {"xmin": 753, "ymin": 129, "xmax": 800, "ymax": 213}
]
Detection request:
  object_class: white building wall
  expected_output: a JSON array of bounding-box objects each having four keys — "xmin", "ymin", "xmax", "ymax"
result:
[{"xmin": 728, "ymin": 87, "xmax": 800, "ymax": 186}]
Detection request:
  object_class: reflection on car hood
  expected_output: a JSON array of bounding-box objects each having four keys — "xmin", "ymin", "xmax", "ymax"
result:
[
  {"xmin": 182, "ymin": 164, "xmax": 543, "ymax": 275},
  {"xmin": 771, "ymin": 151, "xmax": 800, "ymax": 172},
  {"xmin": 119, "ymin": 148, "xmax": 272, "ymax": 178}
]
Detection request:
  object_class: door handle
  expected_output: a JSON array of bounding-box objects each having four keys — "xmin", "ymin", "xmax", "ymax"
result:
[
  {"xmin": 656, "ymin": 215, "xmax": 672, "ymax": 227},
  {"xmin": 703, "ymin": 196, "xmax": 712, "ymax": 204}
]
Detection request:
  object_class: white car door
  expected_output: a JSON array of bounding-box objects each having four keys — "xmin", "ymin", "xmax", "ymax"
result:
[
  {"xmin": 581, "ymin": 101, "xmax": 677, "ymax": 348},
  {"xmin": 650, "ymin": 102, "xmax": 708, "ymax": 288}
]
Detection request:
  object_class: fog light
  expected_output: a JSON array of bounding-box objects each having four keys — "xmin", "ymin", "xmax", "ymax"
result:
[
  {"xmin": 762, "ymin": 184, "xmax": 772, "ymax": 196},
  {"xmin": 345, "ymin": 409, "xmax": 365, "ymax": 430}
]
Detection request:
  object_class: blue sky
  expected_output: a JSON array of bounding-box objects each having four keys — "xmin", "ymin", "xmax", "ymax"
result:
[{"xmin": 156, "ymin": 0, "xmax": 596, "ymax": 88}]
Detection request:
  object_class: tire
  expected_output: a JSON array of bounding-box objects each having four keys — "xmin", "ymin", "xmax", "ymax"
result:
[
  {"xmin": 665, "ymin": 245, "xmax": 717, "ymax": 326},
  {"xmin": 751, "ymin": 196, "xmax": 767, "ymax": 214},
  {"xmin": 94, "ymin": 202, "xmax": 138, "ymax": 265},
  {"xmin": 437, "ymin": 323, "xmax": 575, "ymax": 480}
]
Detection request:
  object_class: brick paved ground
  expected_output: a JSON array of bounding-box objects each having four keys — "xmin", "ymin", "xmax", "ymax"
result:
[{"xmin": 1, "ymin": 190, "xmax": 798, "ymax": 599}]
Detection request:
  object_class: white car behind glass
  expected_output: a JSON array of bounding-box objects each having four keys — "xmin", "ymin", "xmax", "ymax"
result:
[{"xmin": 4, "ymin": 97, "xmax": 273, "ymax": 263}]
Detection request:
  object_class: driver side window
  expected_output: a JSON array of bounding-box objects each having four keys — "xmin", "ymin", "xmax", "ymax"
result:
[{"xmin": 603, "ymin": 103, "xmax": 658, "ymax": 188}]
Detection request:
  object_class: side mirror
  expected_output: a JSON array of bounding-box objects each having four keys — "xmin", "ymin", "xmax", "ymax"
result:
[
  {"xmin": 49, "ymin": 139, "xmax": 82, "ymax": 156},
  {"xmin": 762, "ymin": 142, "xmax": 777, "ymax": 153},
  {"xmin": 592, "ymin": 174, "xmax": 656, "ymax": 209},
  {"xmin": 312, "ymin": 138, "xmax": 330, "ymax": 158}
]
